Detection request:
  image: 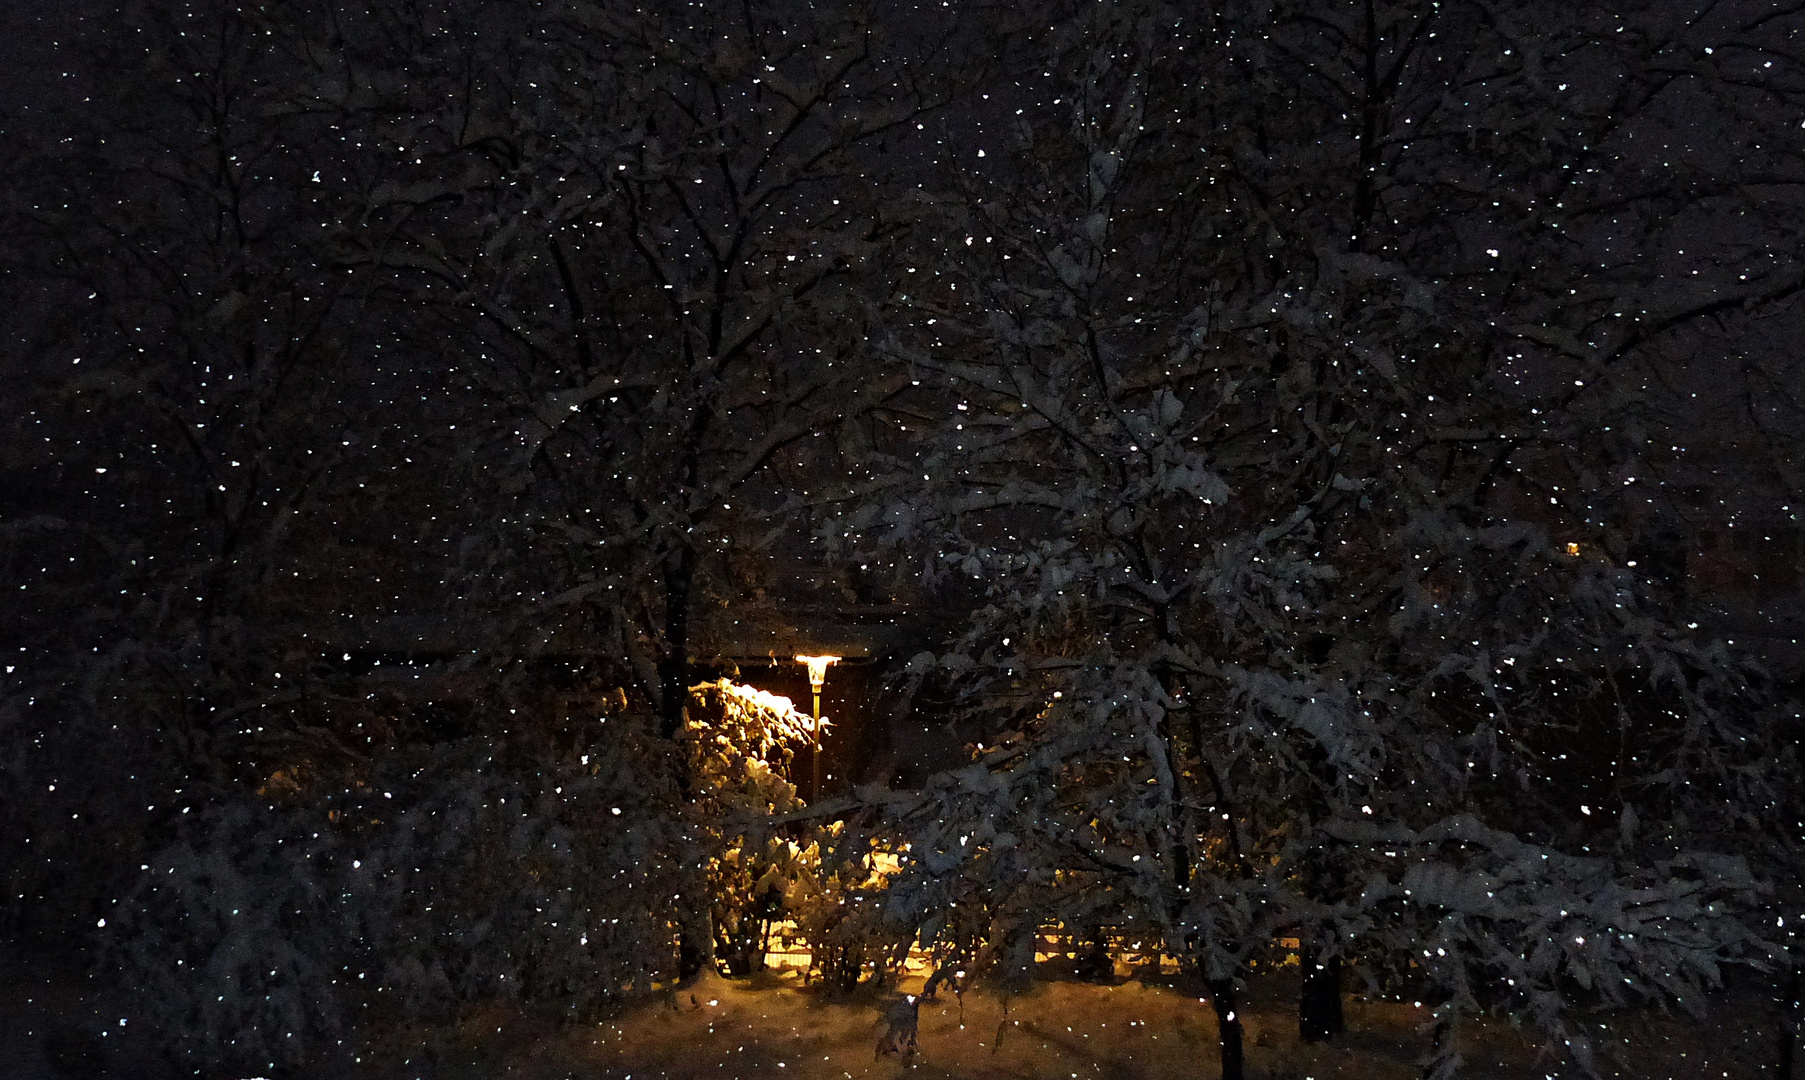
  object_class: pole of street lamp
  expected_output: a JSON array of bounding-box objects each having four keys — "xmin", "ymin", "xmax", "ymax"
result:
[
  {"xmin": 796, "ymin": 655, "xmax": 839, "ymax": 802},
  {"xmin": 811, "ymin": 686, "xmax": 822, "ymax": 801}
]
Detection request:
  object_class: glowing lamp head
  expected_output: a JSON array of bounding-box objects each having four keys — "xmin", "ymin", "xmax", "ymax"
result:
[{"xmin": 795, "ymin": 654, "xmax": 841, "ymax": 689}]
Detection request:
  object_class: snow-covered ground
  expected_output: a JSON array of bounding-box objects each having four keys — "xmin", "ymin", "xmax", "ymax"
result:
[
  {"xmin": 353, "ymin": 967, "xmax": 1784, "ymax": 1080},
  {"xmin": 2, "ymin": 949, "xmax": 1784, "ymax": 1079}
]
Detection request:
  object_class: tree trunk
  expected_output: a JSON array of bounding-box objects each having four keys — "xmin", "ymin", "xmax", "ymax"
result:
[
  {"xmin": 660, "ymin": 545, "xmax": 710, "ymax": 981},
  {"xmin": 1074, "ymin": 924, "xmax": 1113, "ymax": 982},
  {"xmin": 1299, "ymin": 949, "xmax": 1344, "ymax": 1041},
  {"xmin": 1209, "ymin": 978, "xmax": 1245, "ymax": 1080},
  {"xmin": 657, "ymin": 546, "xmax": 695, "ymax": 744},
  {"xmin": 1420, "ymin": 1006, "xmax": 1460, "ymax": 1080},
  {"xmin": 675, "ymin": 901, "xmax": 713, "ymax": 984}
]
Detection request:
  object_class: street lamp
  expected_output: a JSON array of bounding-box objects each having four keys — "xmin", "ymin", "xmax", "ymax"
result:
[{"xmin": 795, "ymin": 655, "xmax": 839, "ymax": 799}]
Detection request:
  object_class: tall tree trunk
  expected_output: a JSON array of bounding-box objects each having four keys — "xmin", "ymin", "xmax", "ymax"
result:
[
  {"xmin": 1209, "ymin": 978, "xmax": 1245, "ymax": 1080},
  {"xmin": 1299, "ymin": 948, "xmax": 1344, "ymax": 1041},
  {"xmin": 657, "ymin": 546, "xmax": 695, "ymax": 744},
  {"xmin": 660, "ymin": 544, "xmax": 712, "ymax": 982}
]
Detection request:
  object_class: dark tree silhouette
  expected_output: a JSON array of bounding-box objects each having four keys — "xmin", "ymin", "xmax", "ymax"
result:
[{"xmin": 832, "ymin": 2, "xmax": 1804, "ymax": 1077}]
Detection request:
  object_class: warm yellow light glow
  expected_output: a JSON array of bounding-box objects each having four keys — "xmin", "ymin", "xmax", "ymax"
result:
[
  {"xmin": 1566, "ymin": 542, "xmax": 1581, "ymax": 556},
  {"xmin": 690, "ymin": 678, "xmax": 817, "ymax": 746},
  {"xmin": 716, "ymin": 679, "xmax": 800, "ymax": 719},
  {"xmin": 795, "ymin": 654, "xmax": 841, "ymax": 689}
]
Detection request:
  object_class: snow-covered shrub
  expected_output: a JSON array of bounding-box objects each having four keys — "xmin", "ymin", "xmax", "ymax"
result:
[
  {"xmin": 686, "ymin": 679, "xmax": 837, "ymax": 978},
  {"xmin": 102, "ymin": 717, "xmax": 692, "ymax": 1074},
  {"xmin": 782, "ymin": 824, "xmax": 924, "ymax": 991},
  {"xmin": 332, "ymin": 724, "xmax": 694, "ymax": 1018},
  {"xmin": 104, "ymin": 796, "xmax": 351, "ymax": 1077}
]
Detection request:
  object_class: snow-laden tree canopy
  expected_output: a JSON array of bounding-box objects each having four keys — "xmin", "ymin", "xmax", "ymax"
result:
[{"xmin": 818, "ymin": 1, "xmax": 1803, "ymax": 1075}]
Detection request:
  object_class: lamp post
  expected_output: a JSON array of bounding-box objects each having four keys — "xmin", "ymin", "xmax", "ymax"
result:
[{"xmin": 795, "ymin": 655, "xmax": 839, "ymax": 800}]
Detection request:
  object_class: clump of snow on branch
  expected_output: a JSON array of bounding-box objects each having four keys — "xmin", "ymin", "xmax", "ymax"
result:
[{"xmin": 690, "ymin": 679, "xmax": 821, "ymax": 757}]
